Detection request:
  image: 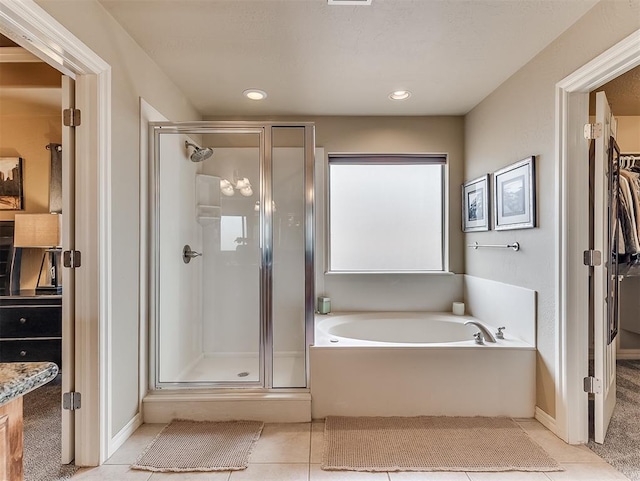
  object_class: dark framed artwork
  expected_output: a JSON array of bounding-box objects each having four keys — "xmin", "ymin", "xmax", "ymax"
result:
[
  {"xmin": 0, "ymin": 157, "xmax": 23, "ymax": 210},
  {"xmin": 462, "ymin": 174, "xmax": 489, "ymax": 232},
  {"xmin": 493, "ymin": 156, "xmax": 536, "ymax": 230}
]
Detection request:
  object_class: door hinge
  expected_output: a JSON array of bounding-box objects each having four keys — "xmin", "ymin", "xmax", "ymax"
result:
[
  {"xmin": 63, "ymin": 391, "xmax": 81, "ymax": 410},
  {"xmin": 583, "ymin": 376, "xmax": 602, "ymax": 394},
  {"xmin": 583, "ymin": 250, "xmax": 602, "ymax": 266},
  {"xmin": 63, "ymin": 250, "xmax": 82, "ymax": 268},
  {"xmin": 63, "ymin": 108, "xmax": 81, "ymax": 127},
  {"xmin": 584, "ymin": 122, "xmax": 602, "ymax": 140}
]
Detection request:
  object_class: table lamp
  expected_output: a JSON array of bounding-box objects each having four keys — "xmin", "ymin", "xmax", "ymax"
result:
[{"xmin": 14, "ymin": 213, "xmax": 62, "ymax": 295}]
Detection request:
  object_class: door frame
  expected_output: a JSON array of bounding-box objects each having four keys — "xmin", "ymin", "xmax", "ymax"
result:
[
  {"xmin": 555, "ymin": 28, "xmax": 640, "ymax": 444},
  {"xmin": 0, "ymin": 0, "xmax": 111, "ymax": 465}
]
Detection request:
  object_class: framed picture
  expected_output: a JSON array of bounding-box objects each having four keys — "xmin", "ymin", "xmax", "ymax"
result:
[
  {"xmin": 0, "ymin": 157, "xmax": 23, "ymax": 210},
  {"xmin": 462, "ymin": 174, "xmax": 489, "ymax": 232},
  {"xmin": 493, "ymin": 156, "xmax": 536, "ymax": 230}
]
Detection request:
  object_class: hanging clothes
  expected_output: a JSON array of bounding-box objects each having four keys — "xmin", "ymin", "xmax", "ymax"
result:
[{"xmin": 617, "ymin": 156, "xmax": 640, "ymax": 276}]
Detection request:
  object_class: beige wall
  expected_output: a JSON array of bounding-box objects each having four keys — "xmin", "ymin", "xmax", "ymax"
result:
[
  {"xmin": 0, "ymin": 64, "xmax": 61, "ymax": 289},
  {"xmin": 616, "ymin": 116, "xmax": 640, "ymax": 152},
  {"xmin": 465, "ymin": 0, "xmax": 640, "ymax": 417},
  {"xmin": 314, "ymin": 117, "xmax": 465, "ymax": 311},
  {"xmin": 313, "ymin": 116, "xmax": 465, "ymax": 274},
  {"xmin": 36, "ymin": 0, "xmax": 201, "ymax": 439}
]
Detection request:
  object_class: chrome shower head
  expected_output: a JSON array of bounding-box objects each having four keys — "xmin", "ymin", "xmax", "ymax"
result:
[{"xmin": 185, "ymin": 141, "xmax": 214, "ymax": 163}]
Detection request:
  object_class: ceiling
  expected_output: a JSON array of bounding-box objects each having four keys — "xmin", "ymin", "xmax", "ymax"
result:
[{"xmin": 97, "ymin": 0, "xmax": 599, "ymax": 117}]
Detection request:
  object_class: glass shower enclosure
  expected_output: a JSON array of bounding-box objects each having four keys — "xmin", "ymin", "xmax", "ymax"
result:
[{"xmin": 149, "ymin": 122, "xmax": 314, "ymax": 389}]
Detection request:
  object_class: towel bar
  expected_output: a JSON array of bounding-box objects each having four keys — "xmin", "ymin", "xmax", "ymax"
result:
[{"xmin": 467, "ymin": 241, "xmax": 520, "ymax": 251}]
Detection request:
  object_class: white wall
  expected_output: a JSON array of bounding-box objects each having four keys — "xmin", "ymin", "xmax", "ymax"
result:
[
  {"xmin": 157, "ymin": 133, "xmax": 203, "ymax": 382},
  {"xmin": 464, "ymin": 1, "xmax": 640, "ymax": 417},
  {"xmin": 198, "ymin": 147, "xmax": 308, "ymax": 360},
  {"xmin": 35, "ymin": 0, "xmax": 201, "ymax": 445},
  {"xmin": 201, "ymin": 147, "xmax": 261, "ymax": 356}
]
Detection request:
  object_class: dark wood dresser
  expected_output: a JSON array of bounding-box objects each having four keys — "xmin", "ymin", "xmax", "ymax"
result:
[{"xmin": 0, "ymin": 294, "xmax": 62, "ymax": 368}]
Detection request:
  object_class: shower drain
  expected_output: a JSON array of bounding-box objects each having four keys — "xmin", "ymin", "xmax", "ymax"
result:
[{"xmin": 237, "ymin": 371, "xmax": 250, "ymax": 378}]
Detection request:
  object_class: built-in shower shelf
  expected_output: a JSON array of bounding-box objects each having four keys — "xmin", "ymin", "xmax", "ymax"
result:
[
  {"xmin": 196, "ymin": 174, "xmax": 221, "ymax": 225},
  {"xmin": 197, "ymin": 205, "xmax": 220, "ymax": 224},
  {"xmin": 196, "ymin": 175, "xmax": 220, "ymax": 202}
]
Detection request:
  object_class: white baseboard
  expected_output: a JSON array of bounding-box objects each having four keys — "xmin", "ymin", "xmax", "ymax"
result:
[
  {"xmin": 534, "ymin": 406, "xmax": 557, "ymax": 434},
  {"xmin": 108, "ymin": 413, "xmax": 143, "ymax": 458},
  {"xmin": 617, "ymin": 349, "xmax": 640, "ymax": 360}
]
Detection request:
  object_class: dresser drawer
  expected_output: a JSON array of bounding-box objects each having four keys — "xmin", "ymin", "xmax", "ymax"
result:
[
  {"xmin": 0, "ymin": 306, "xmax": 61, "ymax": 338},
  {"xmin": 0, "ymin": 339, "xmax": 61, "ymax": 367}
]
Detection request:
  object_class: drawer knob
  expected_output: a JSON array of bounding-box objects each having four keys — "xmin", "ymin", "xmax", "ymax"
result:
[
  {"xmin": 20, "ymin": 350, "xmax": 27, "ymax": 357},
  {"xmin": 19, "ymin": 317, "xmax": 27, "ymax": 324}
]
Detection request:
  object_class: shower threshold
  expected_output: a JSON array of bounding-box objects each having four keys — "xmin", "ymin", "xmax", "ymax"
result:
[{"xmin": 142, "ymin": 388, "xmax": 311, "ymax": 423}]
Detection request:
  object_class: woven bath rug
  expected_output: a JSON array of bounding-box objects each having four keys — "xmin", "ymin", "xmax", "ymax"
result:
[
  {"xmin": 132, "ymin": 419, "xmax": 264, "ymax": 472},
  {"xmin": 323, "ymin": 416, "xmax": 563, "ymax": 472}
]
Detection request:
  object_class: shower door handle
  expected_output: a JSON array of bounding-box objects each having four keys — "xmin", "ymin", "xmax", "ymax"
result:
[{"xmin": 183, "ymin": 245, "xmax": 202, "ymax": 263}]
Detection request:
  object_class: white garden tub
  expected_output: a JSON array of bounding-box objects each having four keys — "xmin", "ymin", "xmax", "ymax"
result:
[{"xmin": 310, "ymin": 312, "xmax": 535, "ymax": 418}]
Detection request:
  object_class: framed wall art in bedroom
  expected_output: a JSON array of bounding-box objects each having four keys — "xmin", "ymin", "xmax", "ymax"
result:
[{"xmin": 0, "ymin": 157, "xmax": 23, "ymax": 210}]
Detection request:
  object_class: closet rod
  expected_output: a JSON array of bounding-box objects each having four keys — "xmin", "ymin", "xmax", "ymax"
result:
[{"xmin": 467, "ymin": 241, "xmax": 520, "ymax": 252}]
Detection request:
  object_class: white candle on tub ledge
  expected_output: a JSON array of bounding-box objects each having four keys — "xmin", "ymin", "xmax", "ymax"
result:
[{"xmin": 452, "ymin": 302, "xmax": 465, "ymax": 316}]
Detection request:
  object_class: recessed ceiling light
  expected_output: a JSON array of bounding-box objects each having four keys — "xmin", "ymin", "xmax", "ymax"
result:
[
  {"xmin": 389, "ymin": 90, "xmax": 411, "ymax": 101},
  {"xmin": 243, "ymin": 89, "xmax": 267, "ymax": 101}
]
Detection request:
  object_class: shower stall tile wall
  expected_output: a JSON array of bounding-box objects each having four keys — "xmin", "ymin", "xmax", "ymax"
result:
[
  {"xmin": 463, "ymin": 275, "xmax": 537, "ymax": 347},
  {"xmin": 158, "ymin": 133, "xmax": 203, "ymax": 383}
]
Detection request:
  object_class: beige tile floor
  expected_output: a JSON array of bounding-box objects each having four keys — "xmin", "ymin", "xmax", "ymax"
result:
[{"xmin": 70, "ymin": 419, "xmax": 630, "ymax": 481}]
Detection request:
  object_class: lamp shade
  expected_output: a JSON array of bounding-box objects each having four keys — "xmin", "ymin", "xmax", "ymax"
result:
[{"xmin": 14, "ymin": 213, "xmax": 61, "ymax": 248}]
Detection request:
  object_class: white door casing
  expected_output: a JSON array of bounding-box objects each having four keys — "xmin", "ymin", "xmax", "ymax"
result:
[
  {"xmin": 593, "ymin": 91, "xmax": 617, "ymax": 444},
  {"xmin": 0, "ymin": 0, "xmax": 112, "ymax": 465},
  {"xmin": 554, "ymin": 29, "xmax": 639, "ymax": 445},
  {"xmin": 61, "ymin": 75, "xmax": 76, "ymax": 464}
]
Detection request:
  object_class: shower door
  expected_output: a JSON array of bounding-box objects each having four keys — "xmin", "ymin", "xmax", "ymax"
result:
[{"xmin": 150, "ymin": 122, "xmax": 314, "ymax": 389}]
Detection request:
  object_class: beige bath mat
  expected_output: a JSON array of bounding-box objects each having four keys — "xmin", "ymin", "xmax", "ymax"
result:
[
  {"xmin": 132, "ymin": 419, "xmax": 263, "ymax": 472},
  {"xmin": 323, "ymin": 416, "xmax": 562, "ymax": 472}
]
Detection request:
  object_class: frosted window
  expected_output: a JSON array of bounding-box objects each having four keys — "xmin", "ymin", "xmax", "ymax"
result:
[{"xmin": 328, "ymin": 158, "xmax": 444, "ymax": 272}]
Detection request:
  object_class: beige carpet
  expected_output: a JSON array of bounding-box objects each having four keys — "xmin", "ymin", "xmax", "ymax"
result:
[
  {"xmin": 323, "ymin": 416, "xmax": 562, "ymax": 473},
  {"xmin": 132, "ymin": 419, "xmax": 264, "ymax": 472}
]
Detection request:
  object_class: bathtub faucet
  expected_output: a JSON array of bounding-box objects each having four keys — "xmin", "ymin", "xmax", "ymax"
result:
[{"xmin": 464, "ymin": 321, "xmax": 497, "ymax": 343}]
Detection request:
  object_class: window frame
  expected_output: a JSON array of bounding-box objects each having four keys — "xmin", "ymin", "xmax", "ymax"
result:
[{"xmin": 326, "ymin": 153, "xmax": 448, "ymax": 274}]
